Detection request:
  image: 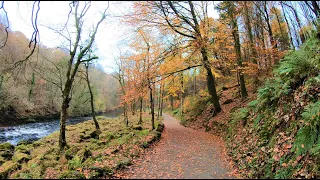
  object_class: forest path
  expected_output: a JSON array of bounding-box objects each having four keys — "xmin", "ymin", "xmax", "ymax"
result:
[{"xmin": 118, "ymin": 113, "xmax": 236, "ymax": 179}]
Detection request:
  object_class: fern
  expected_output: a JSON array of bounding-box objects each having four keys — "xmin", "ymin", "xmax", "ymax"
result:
[{"xmin": 293, "ymin": 101, "xmax": 320, "ymax": 156}]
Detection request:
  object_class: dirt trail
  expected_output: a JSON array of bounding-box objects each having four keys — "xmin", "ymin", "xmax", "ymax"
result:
[{"xmin": 119, "ymin": 113, "xmax": 236, "ymax": 179}]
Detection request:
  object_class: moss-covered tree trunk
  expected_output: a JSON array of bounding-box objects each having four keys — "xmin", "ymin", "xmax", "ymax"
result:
[
  {"xmin": 85, "ymin": 65, "xmax": 100, "ymax": 130},
  {"xmin": 59, "ymin": 79, "xmax": 72, "ymax": 150}
]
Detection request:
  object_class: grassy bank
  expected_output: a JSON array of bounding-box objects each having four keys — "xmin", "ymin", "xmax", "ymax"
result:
[{"xmin": 0, "ymin": 113, "xmax": 164, "ymax": 179}]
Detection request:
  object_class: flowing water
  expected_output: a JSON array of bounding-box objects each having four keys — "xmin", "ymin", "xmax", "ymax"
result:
[{"xmin": 0, "ymin": 112, "xmax": 121, "ymax": 145}]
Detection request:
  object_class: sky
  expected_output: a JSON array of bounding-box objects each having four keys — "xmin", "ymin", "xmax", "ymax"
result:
[{"xmin": 3, "ymin": 1, "xmax": 219, "ymax": 73}]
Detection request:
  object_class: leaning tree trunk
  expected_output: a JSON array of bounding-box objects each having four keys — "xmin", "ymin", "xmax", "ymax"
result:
[{"xmin": 85, "ymin": 67, "xmax": 100, "ymax": 130}]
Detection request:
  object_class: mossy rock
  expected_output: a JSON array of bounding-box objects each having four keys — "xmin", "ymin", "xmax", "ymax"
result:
[
  {"xmin": 90, "ymin": 166, "xmax": 114, "ymax": 176},
  {"xmin": 0, "ymin": 149, "xmax": 13, "ymax": 160},
  {"xmin": 115, "ymin": 157, "xmax": 132, "ymax": 169},
  {"xmin": 133, "ymin": 126, "xmax": 143, "ymax": 131},
  {"xmin": 26, "ymin": 118, "xmax": 36, "ymax": 123},
  {"xmin": 68, "ymin": 156, "xmax": 82, "ymax": 170},
  {"xmin": 12, "ymin": 153, "xmax": 30, "ymax": 163},
  {"xmin": 16, "ymin": 140, "xmax": 33, "ymax": 146},
  {"xmin": 58, "ymin": 170, "xmax": 86, "ymax": 179},
  {"xmin": 31, "ymin": 141, "xmax": 42, "ymax": 147},
  {"xmin": 156, "ymin": 123, "xmax": 164, "ymax": 132},
  {"xmin": 88, "ymin": 170, "xmax": 101, "ymax": 179},
  {"xmin": 90, "ymin": 129, "xmax": 102, "ymax": 139},
  {"xmin": 15, "ymin": 144, "xmax": 33, "ymax": 155},
  {"xmin": 0, "ymin": 156, "xmax": 5, "ymax": 166},
  {"xmin": 79, "ymin": 133, "xmax": 92, "ymax": 141},
  {"xmin": 154, "ymin": 131, "xmax": 161, "ymax": 139},
  {"xmin": 0, "ymin": 161, "xmax": 21, "ymax": 179},
  {"xmin": 64, "ymin": 146, "xmax": 80, "ymax": 160},
  {"xmin": 76, "ymin": 148, "xmax": 92, "ymax": 163},
  {"xmin": 0, "ymin": 143, "xmax": 14, "ymax": 151}
]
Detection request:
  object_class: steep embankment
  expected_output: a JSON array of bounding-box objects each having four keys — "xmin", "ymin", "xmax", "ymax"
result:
[{"xmin": 226, "ymin": 35, "xmax": 320, "ymax": 178}]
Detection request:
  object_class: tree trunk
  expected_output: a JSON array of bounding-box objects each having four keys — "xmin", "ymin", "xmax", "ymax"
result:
[
  {"xmin": 180, "ymin": 73, "xmax": 184, "ymax": 120},
  {"xmin": 244, "ymin": 1, "xmax": 258, "ymax": 64},
  {"xmin": 28, "ymin": 72, "xmax": 35, "ymax": 101},
  {"xmin": 59, "ymin": 80, "xmax": 72, "ymax": 151},
  {"xmin": 157, "ymin": 84, "xmax": 161, "ymax": 120},
  {"xmin": 229, "ymin": 3, "xmax": 248, "ymax": 98},
  {"xmin": 274, "ymin": 8, "xmax": 287, "ymax": 50},
  {"xmin": 310, "ymin": 1, "xmax": 320, "ymax": 18},
  {"xmin": 160, "ymin": 84, "xmax": 164, "ymax": 116},
  {"xmin": 0, "ymin": 75, "xmax": 3, "ymax": 96},
  {"xmin": 123, "ymin": 103, "xmax": 129, "ymax": 127},
  {"xmin": 138, "ymin": 97, "xmax": 143, "ymax": 125},
  {"xmin": 200, "ymin": 48, "xmax": 221, "ymax": 112},
  {"xmin": 170, "ymin": 95, "xmax": 174, "ymax": 111},
  {"xmin": 280, "ymin": 1, "xmax": 295, "ymax": 49},
  {"xmin": 85, "ymin": 65, "xmax": 100, "ymax": 130},
  {"xmin": 194, "ymin": 69, "xmax": 197, "ymax": 96},
  {"xmin": 59, "ymin": 98, "xmax": 68, "ymax": 151},
  {"xmin": 149, "ymin": 80, "xmax": 155, "ymax": 130}
]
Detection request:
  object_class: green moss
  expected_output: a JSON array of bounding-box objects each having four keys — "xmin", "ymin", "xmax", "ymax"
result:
[
  {"xmin": 115, "ymin": 157, "xmax": 132, "ymax": 169},
  {"xmin": 99, "ymin": 132, "xmax": 115, "ymax": 142},
  {"xmin": 0, "ymin": 149, "xmax": 13, "ymax": 160},
  {"xmin": 0, "ymin": 161, "xmax": 21, "ymax": 179},
  {"xmin": 64, "ymin": 146, "xmax": 80, "ymax": 160},
  {"xmin": 59, "ymin": 170, "xmax": 86, "ymax": 179},
  {"xmin": 137, "ymin": 129, "xmax": 149, "ymax": 136},
  {"xmin": 0, "ymin": 113, "xmax": 163, "ymax": 178},
  {"xmin": 0, "ymin": 142, "xmax": 14, "ymax": 151},
  {"xmin": 16, "ymin": 172, "xmax": 33, "ymax": 179},
  {"xmin": 68, "ymin": 156, "xmax": 82, "ymax": 170},
  {"xmin": 76, "ymin": 148, "xmax": 92, "ymax": 163},
  {"xmin": 12, "ymin": 153, "xmax": 30, "ymax": 163},
  {"xmin": 15, "ymin": 144, "xmax": 33, "ymax": 154}
]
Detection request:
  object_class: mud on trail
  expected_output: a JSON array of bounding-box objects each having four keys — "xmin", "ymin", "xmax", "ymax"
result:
[{"xmin": 117, "ymin": 113, "xmax": 236, "ymax": 179}]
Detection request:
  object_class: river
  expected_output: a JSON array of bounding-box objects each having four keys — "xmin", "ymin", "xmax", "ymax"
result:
[{"xmin": 0, "ymin": 111, "xmax": 121, "ymax": 145}]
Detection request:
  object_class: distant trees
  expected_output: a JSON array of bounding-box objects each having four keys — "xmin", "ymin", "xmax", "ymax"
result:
[
  {"xmin": 120, "ymin": 0, "xmax": 319, "ymax": 118},
  {"xmin": 0, "ymin": 1, "xmax": 122, "ymax": 151}
]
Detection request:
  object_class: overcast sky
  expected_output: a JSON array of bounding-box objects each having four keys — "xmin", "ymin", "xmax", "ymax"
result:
[{"xmin": 3, "ymin": 1, "xmax": 219, "ymax": 73}]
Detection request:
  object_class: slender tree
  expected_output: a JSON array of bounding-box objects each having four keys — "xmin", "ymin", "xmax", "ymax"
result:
[
  {"xmin": 82, "ymin": 57, "xmax": 100, "ymax": 131},
  {"xmin": 56, "ymin": 1, "xmax": 108, "ymax": 150}
]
